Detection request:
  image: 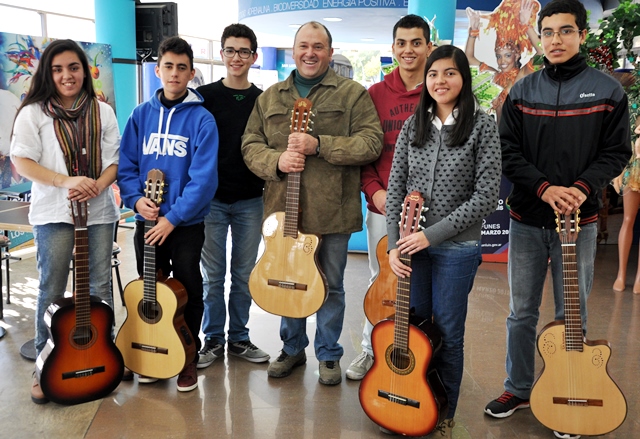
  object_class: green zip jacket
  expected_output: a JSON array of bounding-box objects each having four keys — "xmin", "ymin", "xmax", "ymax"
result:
[{"xmin": 242, "ymin": 69, "xmax": 383, "ymax": 235}]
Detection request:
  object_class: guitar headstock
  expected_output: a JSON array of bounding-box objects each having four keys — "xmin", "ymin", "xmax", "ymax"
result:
[
  {"xmin": 290, "ymin": 98, "xmax": 313, "ymax": 134},
  {"xmin": 555, "ymin": 210, "xmax": 581, "ymax": 243},
  {"xmin": 145, "ymin": 169, "xmax": 166, "ymax": 207},
  {"xmin": 70, "ymin": 200, "xmax": 88, "ymax": 228},
  {"xmin": 399, "ymin": 191, "xmax": 425, "ymax": 239}
]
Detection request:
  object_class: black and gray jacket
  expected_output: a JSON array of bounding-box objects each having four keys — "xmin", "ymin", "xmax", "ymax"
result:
[{"xmin": 500, "ymin": 54, "xmax": 631, "ymax": 229}]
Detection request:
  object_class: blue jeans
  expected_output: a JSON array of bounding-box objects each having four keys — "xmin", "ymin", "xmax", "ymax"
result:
[
  {"xmin": 34, "ymin": 222, "xmax": 116, "ymax": 356},
  {"xmin": 410, "ymin": 240, "xmax": 482, "ymax": 419},
  {"xmin": 504, "ymin": 219, "xmax": 596, "ymax": 399},
  {"xmin": 280, "ymin": 233, "xmax": 351, "ymax": 361},
  {"xmin": 200, "ymin": 197, "xmax": 263, "ymax": 345}
]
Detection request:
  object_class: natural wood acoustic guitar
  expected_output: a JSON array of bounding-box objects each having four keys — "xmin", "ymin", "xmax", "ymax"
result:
[
  {"xmin": 248, "ymin": 98, "xmax": 327, "ymax": 318},
  {"xmin": 36, "ymin": 200, "xmax": 124, "ymax": 405},
  {"xmin": 359, "ymin": 192, "xmax": 447, "ymax": 436},
  {"xmin": 530, "ymin": 210, "xmax": 627, "ymax": 435},
  {"xmin": 115, "ymin": 169, "xmax": 196, "ymax": 379},
  {"xmin": 363, "ymin": 235, "xmax": 398, "ymax": 325}
]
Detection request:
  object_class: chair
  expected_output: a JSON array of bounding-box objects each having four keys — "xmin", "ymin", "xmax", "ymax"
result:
[{"xmin": 0, "ymin": 234, "xmax": 11, "ymax": 319}]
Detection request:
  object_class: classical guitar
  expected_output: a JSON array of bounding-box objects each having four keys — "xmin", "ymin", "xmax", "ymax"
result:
[
  {"xmin": 359, "ymin": 192, "xmax": 447, "ymax": 436},
  {"xmin": 115, "ymin": 169, "xmax": 196, "ymax": 379},
  {"xmin": 530, "ymin": 210, "xmax": 627, "ymax": 435},
  {"xmin": 363, "ymin": 235, "xmax": 398, "ymax": 325},
  {"xmin": 36, "ymin": 200, "xmax": 124, "ymax": 405},
  {"xmin": 248, "ymin": 98, "xmax": 327, "ymax": 318}
]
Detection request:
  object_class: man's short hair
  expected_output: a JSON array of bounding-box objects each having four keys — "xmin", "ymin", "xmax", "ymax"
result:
[
  {"xmin": 294, "ymin": 21, "xmax": 333, "ymax": 49},
  {"xmin": 537, "ymin": 0, "xmax": 587, "ymax": 32},
  {"xmin": 393, "ymin": 14, "xmax": 431, "ymax": 43},
  {"xmin": 221, "ymin": 23, "xmax": 258, "ymax": 53},
  {"xmin": 157, "ymin": 36, "xmax": 194, "ymax": 70}
]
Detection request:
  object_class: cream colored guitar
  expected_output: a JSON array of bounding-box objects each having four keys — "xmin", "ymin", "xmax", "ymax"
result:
[
  {"xmin": 248, "ymin": 98, "xmax": 327, "ymax": 318},
  {"xmin": 115, "ymin": 169, "xmax": 196, "ymax": 379},
  {"xmin": 530, "ymin": 210, "xmax": 627, "ymax": 435}
]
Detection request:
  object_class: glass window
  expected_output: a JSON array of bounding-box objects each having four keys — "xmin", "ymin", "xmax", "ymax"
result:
[
  {"xmin": 47, "ymin": 14, "xmax": 95, "ymax": 42},
  {"xmin": 0, "ymin": 6, "xmax": 42, "ymax": 36}
]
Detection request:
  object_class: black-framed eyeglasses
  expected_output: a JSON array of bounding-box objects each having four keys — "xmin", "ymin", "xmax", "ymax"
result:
[
  {"xmin": 222, "ymin": 48, "xmax": 254, "ymax": 59},
  {"xmin": 541, "ymin": 28, "xmax": 581, "ymax": 39}
]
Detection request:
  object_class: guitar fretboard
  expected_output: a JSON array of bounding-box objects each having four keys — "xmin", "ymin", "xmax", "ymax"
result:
[
  {"xmin": 560, "ymin": 236, "xmax": 583, "ymax": 351},
  {"xmin": 284, "ymin": 172, "xmax": 301, "ymax": 238},
  {"xmin": 74, "ymin": 223, "xmax": 91, "ymax": 340},
  {"xmin": 394, "ymin": 254, "xmax": 412, "ymax": 354},
  {"xmin": 142, "ymin": 220, "xmax": 157, "ymax": 304}
]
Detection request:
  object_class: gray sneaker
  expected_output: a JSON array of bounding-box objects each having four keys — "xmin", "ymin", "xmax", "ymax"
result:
[
  {"xmin": 228, "ymin": 340, "xmax": 271, "ymax": 363},
  {"xmin": 319, "ymin": 360, "xmax": 342, "ymax": 385},
  {"xmin": 346, "ymin": 351, "xmax": 373, "ymax": 380},
  {"xmin": 267, "ymin": 350, "xmax": 306, "ymax": 378},
  {"xmin": 197, "ymin": 340, "xmax": 224, "ymax": 369}
]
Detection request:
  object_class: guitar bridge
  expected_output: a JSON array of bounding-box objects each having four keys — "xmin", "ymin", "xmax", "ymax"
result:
[
  {"xmin": 268, "ymin": 279, "xmax": 308, "ymax": 291},
  {"xmin": 131, "ymin": 342, "xmax": 169, "ymax": 355},
  {"xmin": 62, "ymin": 366, "xmax": 105, "ymax": 379},
  {"xmin": 553, "ymin": 397, "xmax": 603, "ymax": 407},
  {"xmin": 378, "ymin": 390, "xmax": 420, "ymax": 408}
]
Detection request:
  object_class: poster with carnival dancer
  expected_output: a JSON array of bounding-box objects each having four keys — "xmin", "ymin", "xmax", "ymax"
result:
[{"xmin": 462, "ymin": 0, "xmax": 544, "ymax": 262}]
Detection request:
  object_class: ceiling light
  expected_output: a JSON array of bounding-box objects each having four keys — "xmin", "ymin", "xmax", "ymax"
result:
[{"xmin": 323, "ymin": 17, "xmax": 342, "ymax": 22}]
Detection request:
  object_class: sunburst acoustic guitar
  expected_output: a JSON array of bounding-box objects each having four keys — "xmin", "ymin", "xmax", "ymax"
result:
[
  {"xmin": 248, "ymin": 98, "xmax": 328, "ymax": 318},
  {"xmin": 359, "ymin": 191, "xmax": 447, "ymax": 436},
  {"xmin": 36, "ymin": 199, "xmax": 124, "ymax": 405},
  {"xmin": 115, "ymin": 169, "xmax": 196, "ymax": 379},
  {"xmin": 530, "ymin": 210, "xmax": 627, "ymax": 436}
]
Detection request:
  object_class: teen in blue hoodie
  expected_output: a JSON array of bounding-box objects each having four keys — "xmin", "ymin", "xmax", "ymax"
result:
[{"xmin": 117, "ymin": 36, "xmax": 219, "ymax": 392}]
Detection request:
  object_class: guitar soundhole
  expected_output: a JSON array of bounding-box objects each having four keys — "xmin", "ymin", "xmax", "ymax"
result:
[
  {"xmin": 69, "ymin": 325, "xmax": 97, "ymax": 349},
  {"xmin": 385, "ymin": 346, "xmax": 416, "ymax": 376},
  {"xmin": 138, "ymin": 300, "xmax": 163, "ymax": 324}
]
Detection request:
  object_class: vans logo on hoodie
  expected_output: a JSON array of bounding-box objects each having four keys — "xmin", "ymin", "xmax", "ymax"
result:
[{"xmin": 143, "ymin": 133, "xmax": 188, "ymax": 157}]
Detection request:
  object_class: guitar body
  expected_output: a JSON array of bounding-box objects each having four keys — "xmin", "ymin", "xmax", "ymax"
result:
[
  {"xmin": 115, "ymin": 277, "xmax": 196, "ymax": 379},
  {"xmin": 36, "ymin": 296, "xmax": 124, "ymax": 405},
  {"xmin": 249, "ymin": 211, "xmax": 327, "ymax": 318},
  {"xmin": 363, "ymin": 235, "xmax": 397, "ymax": 325},
  {"xmin": 530, "ymin": 320, "xmax": 627, "ymax": 436},
  {"xmin": 359, "ymin": 316, "xmax": 447, "ymax": 436}
]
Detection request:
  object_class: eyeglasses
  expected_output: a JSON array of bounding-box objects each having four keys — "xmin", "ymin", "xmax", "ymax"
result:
[
  {"xmin": 222, "ymin": 48, "xmax": 254, "ymax": 59},
  {"xmin": 541, "ymin": 28, "xmax": 581, "ymax": 39}
]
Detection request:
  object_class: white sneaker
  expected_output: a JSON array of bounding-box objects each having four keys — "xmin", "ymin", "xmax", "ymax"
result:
[
  {"xmin": 553, "ymin": 431, "xmax": 580, "ymax": 439},
  {"xmin": 346, "ymin": 351, "xmax": 373, "ymax": 380}
]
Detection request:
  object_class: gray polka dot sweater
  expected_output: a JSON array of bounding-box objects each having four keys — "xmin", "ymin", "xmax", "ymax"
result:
[{"xmin": 386, "ymin": 110, "xmax": 502, "ymax": 250}]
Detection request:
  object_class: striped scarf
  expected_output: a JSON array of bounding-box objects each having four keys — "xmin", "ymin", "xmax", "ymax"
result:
[{"xmin": 42, "ymin": 90, "xmax": 102, "ymax": 178}]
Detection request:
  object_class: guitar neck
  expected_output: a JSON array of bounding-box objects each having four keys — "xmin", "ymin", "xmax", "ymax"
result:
[
  {"xmin": 561, "ymin": 238, "xmax": 583, "ymax": 351},
  {"xmin": 142, "ymin": 220, "xmax": 157, "ymax": 303},
  {"xmin": 74, "ymin": 225, "xmax": 91, "ymax": 332},
  {"xmin": 284, "ymin": 172, "xmax": 301, "ymax": 238},
  {"xmin": 394, "ymin": 253, "xmax": 412, "ymax": 353}
]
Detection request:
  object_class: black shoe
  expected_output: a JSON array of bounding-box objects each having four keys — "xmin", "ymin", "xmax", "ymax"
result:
[{"xmin": 484, "ymin": 391, "xmax": 529, "ymax": 418}]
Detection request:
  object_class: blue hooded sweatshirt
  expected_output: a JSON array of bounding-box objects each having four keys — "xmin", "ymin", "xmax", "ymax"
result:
[{"xmin": 118, "ymin": 88, "xmax": 219, "ymax": 226}]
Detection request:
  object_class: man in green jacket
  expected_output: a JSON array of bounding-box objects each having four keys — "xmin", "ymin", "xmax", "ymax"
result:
[{"xmin": 242, "ymin": 21, "xmax": 383, "ymax": 386}]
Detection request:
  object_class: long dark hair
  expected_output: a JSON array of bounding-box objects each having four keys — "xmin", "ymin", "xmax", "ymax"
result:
[
  {"xmin": 16, "ymin": 39, "xmax": 95, "ymax": 116},
  {"xmin": 412, "ymin": 45, "xmax": 477, "ymax": 147}
]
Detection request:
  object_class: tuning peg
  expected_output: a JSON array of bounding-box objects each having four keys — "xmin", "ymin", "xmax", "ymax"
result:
[{"xmin": 420, "ymin": 215, "xmax": 426, "ymax": 222}]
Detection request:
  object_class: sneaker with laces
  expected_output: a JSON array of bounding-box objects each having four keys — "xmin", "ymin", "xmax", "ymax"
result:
[
  {"xmin": 431, "ymin": 418, "xmax": 455, "ymax": 438},
  {"xmin": 346, "ymin": 351, "xmax": 373, "ymax": 380},
  {"xmin": 553, "ymin": 431, "xmax": 581, "ymax": 439},
  {"xmin": 318, "ymin": 360, "xmax": 342, "ymax": 385},
  {"xmin": 228, "ymin": 340, "xmax": 270, "ymax": 363},
  {"xmin": 484, "ymin": 391, "xmax": 530, "ymax": 418},
  {"xmin": 197, "ymin": 340, "xmax": 224, "ymax": 369},
  {"xmin": 267, "ymin": 350, "xmax": 306, "ymax": 378},
  {"xmin": 176, "ymin": 361, "xmax": 198, "ymax": 392}
]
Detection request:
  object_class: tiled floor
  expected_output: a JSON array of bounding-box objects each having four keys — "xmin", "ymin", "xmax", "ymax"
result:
[{"xmin": 0, "ymin": 225, "xmax": 638, "ymax": 438}]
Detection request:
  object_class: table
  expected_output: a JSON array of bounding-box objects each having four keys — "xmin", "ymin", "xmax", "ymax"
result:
[{"xmin": 0, "ymin": 200, "xmax": 29, "ymax": 343}]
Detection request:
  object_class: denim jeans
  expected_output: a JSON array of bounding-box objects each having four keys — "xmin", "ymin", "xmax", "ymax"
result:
[
  {"xmin": 134, "ymin": 221, "xmax": 205, "ymax": 354},
  {"xmin": 280, "ymin": 233, "xmax": 351, "ymax": 361},
  {"xmin": 34, "ymin": 222, "xmax": 116, "ymax": 356},
  {"xmin": 409, "ymin": 240, "xmax": 482, "ymax": 418},
  {"xmin": 361, "ymin": 210, "xmax": 387, "ymax": 356},
  {"xmin": 200, "ymin": 197, "xmax": 263, "ymax": 345},
  {"xmin": 504, "ymin": 219, "xmax": 596, "ymax": 399}
]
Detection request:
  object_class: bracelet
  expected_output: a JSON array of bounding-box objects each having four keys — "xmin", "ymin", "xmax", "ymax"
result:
[
  {"xmin": 51, "ymin": 172, "xmax": 60, "ymax": 187},
  {"xmin": 469, "ymin": 29, "xmax": 480, "ymax": 37}
]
